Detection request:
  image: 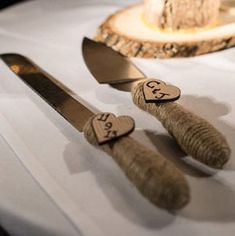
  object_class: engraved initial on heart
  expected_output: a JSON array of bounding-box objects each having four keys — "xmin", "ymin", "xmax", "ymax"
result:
[
  {"xmin": 92, "ymin": 113, "xmax": 135, "ymax": 144},
  {"xmin": 143, "ymin": 79, "xmax": 181, "ymax": 103}
]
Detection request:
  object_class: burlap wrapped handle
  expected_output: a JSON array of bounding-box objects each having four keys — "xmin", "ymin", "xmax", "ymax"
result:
[
  {"xmin": 83, "ymin": 116, "xmax": 190, "ymax": 211},
  {"xmin": 132, "ymin": 81, "xmax": 231, "ymax": 169}
]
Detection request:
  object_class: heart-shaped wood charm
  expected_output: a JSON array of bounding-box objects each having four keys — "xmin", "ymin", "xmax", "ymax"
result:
[
  {"xmin": 143, "ymin": 79, "xmax": 181, "ymax": 103},
  {"xmin": 92, "ymin": 113, "xmax": 135, "ymax": 145}
]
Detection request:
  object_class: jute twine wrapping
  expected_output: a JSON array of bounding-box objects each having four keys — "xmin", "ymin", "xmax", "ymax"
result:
[
  {"xmin": 83, "ymin": 117, "xmax": 190, "ymax": 210},
  {"xmin": 132, "ymin": 81, "xmax": 231, "ymax": 169}
]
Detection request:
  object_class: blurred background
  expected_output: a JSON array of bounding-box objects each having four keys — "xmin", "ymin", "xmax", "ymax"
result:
[{"xmin": 0, "ymin": 0, "xmax": 25, "ymax": 10}]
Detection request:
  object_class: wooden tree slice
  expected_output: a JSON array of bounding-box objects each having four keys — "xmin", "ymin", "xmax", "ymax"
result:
[
  {"xmin": 95, "ymin": 4, "xmax": 235, "ymax": 58},
  {"xmin": 143, "ymin": 0, "xmax": 221, "ymax": 30}
]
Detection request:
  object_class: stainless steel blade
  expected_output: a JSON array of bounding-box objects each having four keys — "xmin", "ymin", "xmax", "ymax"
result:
[
  {"xmin": 82, "ymin": 37, "xmax": 146, "ymax": 84},
  {"xmin": 1, "ymin": 53, "xmax": 94, "ymax": 132}
]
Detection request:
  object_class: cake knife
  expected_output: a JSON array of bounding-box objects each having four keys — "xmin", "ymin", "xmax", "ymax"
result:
[
  {"xmin": 0, "ymin": 53, "xmax": 190, "ymax": 210},
  {"xmin": 82, "ymin": 37, "xmax": 231, "ymax": 169}
]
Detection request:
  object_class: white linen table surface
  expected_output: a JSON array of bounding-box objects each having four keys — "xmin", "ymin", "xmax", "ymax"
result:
[{"xmin": 0, "ymin": 0, "xmax": 235, "ymax": 236}]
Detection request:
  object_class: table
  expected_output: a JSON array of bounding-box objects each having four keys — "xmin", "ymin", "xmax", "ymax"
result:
[{"xmin": 0, "ymin": 0, "xmax": 235, "ymax": 235}]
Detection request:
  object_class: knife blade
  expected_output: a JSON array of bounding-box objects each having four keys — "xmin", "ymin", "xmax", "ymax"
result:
[
  {"xmin": 82, "ymin": 37, "xmax": 231, "ymax": 169},
  {"xmin": 82, "ymin": 37, "xmax": 145, "ymax": 84},
  {"xmin": 0, "ymin": 53, "xmax": 190, "ymax": 210}
]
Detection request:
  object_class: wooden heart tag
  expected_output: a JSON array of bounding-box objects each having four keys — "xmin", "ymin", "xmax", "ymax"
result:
[
  {"xmin": 92, "ymin": 113, "xmax": 135, "ymax": 145},
  {"xmin": 143, "ymin": 79, "xmax": 181, "ymax": 103}
]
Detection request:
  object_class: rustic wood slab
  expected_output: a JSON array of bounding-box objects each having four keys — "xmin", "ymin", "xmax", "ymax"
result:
[{"xmin": 95, "ymin": 4, "xmax": 235, "ymax": 58}]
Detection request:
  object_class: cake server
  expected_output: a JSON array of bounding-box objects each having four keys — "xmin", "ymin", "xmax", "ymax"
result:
[
  {"xmin": 0, "ymin": 53, "xmax": 190, "ymax": 210},
  {"xmin": 82, "ymin": 37, "xmax": 231, "ymax": 169}
]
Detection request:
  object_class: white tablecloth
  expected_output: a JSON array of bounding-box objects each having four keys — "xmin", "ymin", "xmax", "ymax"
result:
[{"xmin": 0, "ymin": 0, "xmax": 235, "ymax": 236}]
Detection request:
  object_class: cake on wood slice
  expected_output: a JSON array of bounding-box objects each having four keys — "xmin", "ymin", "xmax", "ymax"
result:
[
  {"xmin": 95, "ymin": 4, "xmax": 235, "ymax": 58},
  {"xmin": 144, "ymin": 0, "xmax": 221, "ymax": 30}
]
